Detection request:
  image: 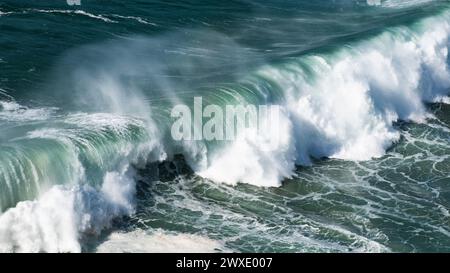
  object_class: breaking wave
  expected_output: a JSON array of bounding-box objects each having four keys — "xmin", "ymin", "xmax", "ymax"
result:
[{"xmin": 0, "ymin": 5, "xmax": 450, "ymax": 252}]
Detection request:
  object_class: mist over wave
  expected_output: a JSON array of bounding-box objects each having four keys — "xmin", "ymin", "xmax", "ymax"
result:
[{"xmin": 0, "ymin": 0, "xmax": 449, "ymax": 252}]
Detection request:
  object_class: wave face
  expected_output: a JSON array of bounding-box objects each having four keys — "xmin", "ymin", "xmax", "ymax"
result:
[{"xmin": 0, "ymin": 0, "xmax": 450, "ymax": 252}]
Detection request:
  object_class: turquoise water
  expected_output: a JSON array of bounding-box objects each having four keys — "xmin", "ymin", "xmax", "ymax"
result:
[{"xmin": 0, "ymin": 0, "xmax": 450, "ymax": 252}]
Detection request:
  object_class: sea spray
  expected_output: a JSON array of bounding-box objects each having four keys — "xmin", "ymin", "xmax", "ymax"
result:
[
  {"xmin": 0, "ymin": 0, "xmax": 449, "ymax": 253},
  {"xmin": 0, "ymin": 111, "xmax": 165, "ymax": 252},
  {"xmin": 0, "ymin": 167, "xmax": 134, "ymax": 252},
  {"xmin": 36, "ymin": 10, "xmax": 450, "ymax": 188},
  {"xmin": 197, "ymin": 10, "xmax": 450, "ymax": 185}
]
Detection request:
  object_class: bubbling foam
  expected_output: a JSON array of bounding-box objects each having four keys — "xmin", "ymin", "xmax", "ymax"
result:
[
  {"xmin": 0, "ymin": 168, "xmax": 134, "ymax": 253},
  {"xmin": 96, "ymin": 230, "xmax": 226, "ymax": 253},
  {"xmin": 197, "ymin": 10, "xmax": 450, "ymax": 187}
]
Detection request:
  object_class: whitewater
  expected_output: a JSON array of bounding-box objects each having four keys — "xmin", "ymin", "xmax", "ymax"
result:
[{"xmin": 0, "ymin": 0, "xmax": 450, "ymax": 252}]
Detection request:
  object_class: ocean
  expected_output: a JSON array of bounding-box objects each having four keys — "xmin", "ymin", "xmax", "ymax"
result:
[{"xmin": 0, "ymin": 0, "xmax": 450, "ymax": 253}]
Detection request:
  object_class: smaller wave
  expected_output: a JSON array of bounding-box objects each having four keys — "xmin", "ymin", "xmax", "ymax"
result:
[
  {"xmin": 30, "ymin": 9, "xmax": 117, "ymax": 23},
  {"xmin": 63, "ymin": 112, "xmax": 147, "ymax": 135},
  {"xmin": 96, "ymin": 230, "xmax": 226, "ymax": 253},
  {"xmin": 0, "ymin": 101, "xmax": 57, "ymax": 122},
  {"xmin": 366, "ymin": 0, "xmax": 435, "ymax": 8},
  {"xmin": 108, "ymin": 14, "xmax": 157, "ymax": 26}
]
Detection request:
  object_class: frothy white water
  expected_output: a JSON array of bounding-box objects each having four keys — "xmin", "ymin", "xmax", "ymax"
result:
[
  {"xmin": 198, "ymin": 10, "xmax": 450, "ymax": 187},
  {"xmin": 96, "ymin": 230, "xmax": 226, "ymax": 253},
  {"xmin": 0, "ymin": 101, "xmax": 57, "ymax": 122},
  {"xmin": 0, "ymin": 10, "xmax": 13, "ymax": 16},
  {"xmin": 288, "ymin": 12, "xmax": 450, "ymax": 160},
  {"xmin": 383, "ymin": 0, "xmax": 435, "ymax": 8},
  {"xmin": 0, "ymin": 167, "xmax": 134, "ymax": 253}
]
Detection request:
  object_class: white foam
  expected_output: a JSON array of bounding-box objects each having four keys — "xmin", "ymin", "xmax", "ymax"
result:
[
  {"xmin": 380, "ymin": 0, "xmax": 435, "ymax": 8},
  {"xmin": 0, "ymin": 167, "xmax": 135, "ymax": 253},
  {"xmin": 0, "ymin": 10, "xmax": 13, "ymax": 16},
  {"xmin": 0, "ymin": 110, "xmax": 167, "ymax": 252},
  {"xmin": 194, "ymin": 10, "xmax": 450, "ymax": 187},
  {"xmin": 96, "ymin": 230, "xmax": 226, "ymax": 253},
  {"xmin": 64, "ymin": 112, "xmax": 147, "ymax": 134},
  {"xmin": 31, "ymin": 9, "xmax": 116, "ymax": 23},
  {"xmin": 198, "ymin": 108, "xmax": 297, "ymax": 187},
  {"xmin": 0, "ymin": 101, "xmax": 56, "ymax": 122},
  {"xmin": 365, "ymin": 0, "xmax": 434, "ymax": 8}
]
